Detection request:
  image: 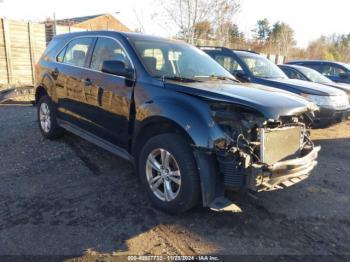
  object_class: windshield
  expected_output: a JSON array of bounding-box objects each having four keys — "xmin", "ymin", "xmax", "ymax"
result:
[
  {"xmin": 130, "ymin": 39, "xmax": 233, "ymax": 80},
  {"xmin": 297, "ymin": 66, "xmax": 333, "ymax": 84},
  {"xmin": 238, "ymin": 54, "xmax": 287, "ymax": 79},
  {"xmin": 339, "ymin": 62, "xmax": 350, "ymax": 71}
]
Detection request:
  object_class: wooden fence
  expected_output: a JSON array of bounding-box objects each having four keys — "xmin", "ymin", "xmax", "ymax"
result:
[
  {"xmin": 0, "ymin": 19, "xmax": 85, "ymax": 88},
  {"xmin": 0, "ymin": 18, "xmax": 46, "ymax": 87}
]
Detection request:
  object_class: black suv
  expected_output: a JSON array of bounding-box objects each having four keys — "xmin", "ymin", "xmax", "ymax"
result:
[
  {"xmin": 201, "ymin": 47, "xmax": 350, "ymax": 126},
  {"xmin": 35, "ymin": 31, "xmax": 320, "ymax": 213}
]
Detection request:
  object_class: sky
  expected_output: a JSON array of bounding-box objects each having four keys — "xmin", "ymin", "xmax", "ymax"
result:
[{"xmin": 0, "ymin": 0, "xmax": 349, "ymax": 47}]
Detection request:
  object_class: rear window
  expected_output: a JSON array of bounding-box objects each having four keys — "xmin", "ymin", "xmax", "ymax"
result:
[
  {"xmin": 41, "ymin": 37, "xmax": 65, "ymax": 61},
  {"xmin": 214, "ymin": 54, "xmax": 242, "ymax": 73}
]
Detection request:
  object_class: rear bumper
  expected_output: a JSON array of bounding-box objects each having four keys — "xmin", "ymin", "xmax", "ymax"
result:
[{"xmin": 245, "ymin": 146, "xmax": 321, "ymax": 191}]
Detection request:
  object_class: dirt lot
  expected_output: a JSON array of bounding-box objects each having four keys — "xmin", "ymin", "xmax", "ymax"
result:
[{"xmin": 0, "ymin": 105, "xmax": 349, "ymax": 258}]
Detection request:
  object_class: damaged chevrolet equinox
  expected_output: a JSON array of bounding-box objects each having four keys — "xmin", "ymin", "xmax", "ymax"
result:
[{"xmin": 35, "ymin": 31, "xmax": 321, "ymax": 213}]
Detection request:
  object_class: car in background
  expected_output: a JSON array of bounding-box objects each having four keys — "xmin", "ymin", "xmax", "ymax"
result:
[
  {"xmin": 200, "ymin": 47, "xmax": 350, "ymax": 126},
  {"xmin": 279, "ymin": 64, "xmax": 350, "ymax": 102},
  {"xmin": 287, "ymin": 60, "xmax": 350, "ymax": 84}
]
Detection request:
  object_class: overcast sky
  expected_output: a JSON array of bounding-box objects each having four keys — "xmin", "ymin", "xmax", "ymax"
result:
[{"xmin": 0, "ymin": 0, "xmax": 349, "ymax": 47}]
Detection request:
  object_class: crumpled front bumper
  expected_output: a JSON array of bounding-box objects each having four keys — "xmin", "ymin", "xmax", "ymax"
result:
[{"xmin": 246, "ymin": 145, "xmax": 321, "ymax": 191}]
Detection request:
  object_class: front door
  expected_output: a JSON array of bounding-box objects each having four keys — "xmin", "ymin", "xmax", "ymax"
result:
[{"xmin": 80, "ymin": 36, "xmax": 135, "ymax": 148}]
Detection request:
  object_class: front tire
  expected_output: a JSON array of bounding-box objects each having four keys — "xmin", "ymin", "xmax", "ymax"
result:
[
  {"xmin": 139, "ymin": 133, "xmax": 201, "ymax": 213},
  {"xmin": 37, "ymin": 95, "xmax": 64, "ymax": 139}
]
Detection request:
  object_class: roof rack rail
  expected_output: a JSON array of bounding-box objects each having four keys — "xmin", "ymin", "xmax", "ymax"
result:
[
  {"xmin": 232, "ymin": 49, "xmax": 259, "ymax": 54},
  {"xmin": 198, "ymin": 46, "xmax": 259, "ymax": 54},
  {"xmin": 197, "ymin": 46, "xmax": 232, "ymax": 51}
]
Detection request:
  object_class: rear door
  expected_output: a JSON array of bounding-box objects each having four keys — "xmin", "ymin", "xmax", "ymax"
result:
[
  {"xmin": 54, "ymin": 37, "xmax": 96, "ymax": 126},
  {"xmin": 81, "ymin": 36, "xmax": 135, "ymax": 148}
]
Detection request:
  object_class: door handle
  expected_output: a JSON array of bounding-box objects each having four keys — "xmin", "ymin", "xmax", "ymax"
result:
[
  {"xmin": 84, "ymin": 78, "xmax": 93, "ymax": 86},
  {"xmin": 97, "ymin": 87, "xmax": 104, "ymax": 106}
]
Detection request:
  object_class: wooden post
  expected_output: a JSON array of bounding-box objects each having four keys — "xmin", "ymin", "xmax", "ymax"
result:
[
  {"xmin": 268, "ymin": 54, "xmax": 276, "ymax": 64},
  {"xmin": 28, "ymin": 22, "xmax": 35, "ymax": 85},
  {"xmin": 2, "ymin": 18, "xmax": 12, "ymax": 85}
]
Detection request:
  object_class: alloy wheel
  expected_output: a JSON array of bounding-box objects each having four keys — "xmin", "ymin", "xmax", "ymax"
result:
[
  {"xmin": 39, "ymin": 102, "xmax": 51, "ymax": 133},
  {"xmin": 145, "ymin": 148, "xmax": 182, "ymax": 202}
]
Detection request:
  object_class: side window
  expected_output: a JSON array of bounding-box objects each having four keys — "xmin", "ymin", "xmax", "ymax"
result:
[
  {"xmin": 215, "ymin": 54, "xmax": 242, "ymax": 73},
  {"xmin": 62, "ymin": 37, "xmax": 93, "ymax": 67},
  {"xmin": 321, "ymin": 64, "xmax": 346, "ymax": 77},
  {"xmin": 90, "ymin": 37, "xmax": 131, "ymax": 71},
  {"xmin": 282, "ymin": 68, "xmax": 294, "ymax": 78},
  {"xmin": 307, "ymin": 64, "xmax": 322, "ymax": 71},
  {"xmin": 286, "ymin": 69, "xmax": 306, "ymax": 80},
  {"xmin": 294, "ymin": 71, "xmax": 307, "ymax": 80}
]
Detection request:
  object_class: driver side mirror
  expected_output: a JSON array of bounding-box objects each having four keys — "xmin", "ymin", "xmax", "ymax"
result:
[
  {"xmin": 339, "ymin": 72, "xmax": 350, "ymax": 79},
  {"xmin": 233, "ymin": 70, "xmax": 250, "ymax": 82},
  {"xmin": 101, "ymin": 60, "xmax": 134, "ymax": 79}
]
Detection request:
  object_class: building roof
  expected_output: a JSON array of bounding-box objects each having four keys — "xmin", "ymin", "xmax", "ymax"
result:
[
  {"xmin": 55, "ymin": 14, "xmax": 104, "ymax": 26},
  {"xmin": 49, "ymin": 13, "xmax": 130, "ymax": 32}
]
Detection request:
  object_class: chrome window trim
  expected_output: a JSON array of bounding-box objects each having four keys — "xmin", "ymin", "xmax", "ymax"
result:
[{"xmin": 54, "ymin": 35, "xmax": 136, "ymax": 79}]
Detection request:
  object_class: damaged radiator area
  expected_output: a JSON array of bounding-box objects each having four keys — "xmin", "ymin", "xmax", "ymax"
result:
[
  {"xmin": 215, "ymin": 116, "xmax": 320, "ymax": 192},
  {"xmin": 260, "ymin": 125, "xmax": 302, "ymax": 165}
]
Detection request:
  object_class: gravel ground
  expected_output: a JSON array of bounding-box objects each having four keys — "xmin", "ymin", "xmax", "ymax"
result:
[{"xmin": 0, "ymin": 105, "xmax": 349, "ymax": 259}]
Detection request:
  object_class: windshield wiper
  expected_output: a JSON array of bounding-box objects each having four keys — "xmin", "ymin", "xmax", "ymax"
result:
[{"xmin": 157, "ymin": 75, "xmax": 202, "ymax": 83}]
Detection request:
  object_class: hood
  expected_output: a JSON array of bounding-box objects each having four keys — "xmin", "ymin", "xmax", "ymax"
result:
[
  {"xmin": 324, "ymin": 82, "xmax": 350, "ymax": 94},
  {"xmin": 258, "ymin": 78, "xmax": 345, "ymax": 96},
  {"xmin": 164, "ymin": 80, "xmax": 314, "ymax": 120}
]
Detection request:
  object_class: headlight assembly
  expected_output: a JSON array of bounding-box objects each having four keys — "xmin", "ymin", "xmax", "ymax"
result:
[
  {"xmin": 210, "ymin": 103, "xmax": 265, "ymax": 141},
  {"xmin": 301, "ymin": 93, "xmax": 349, "ymax": 108}
]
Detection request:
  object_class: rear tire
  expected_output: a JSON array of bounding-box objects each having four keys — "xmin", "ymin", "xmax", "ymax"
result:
[
  {"xmin": 37, "ymin": 95, "xmax": 64, "ymax": 139},
  {"xmin": 138, "ymin": 133, "xmax": 201, "ymax": 214}
]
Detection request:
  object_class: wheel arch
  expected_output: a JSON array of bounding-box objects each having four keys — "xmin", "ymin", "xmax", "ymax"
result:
[
  {"xmin": 35, "ymin": 71, "xmax": 57, "ymax": 103},
  {"xmin": 131, "ymin": 116, "xmax": 195, "ymax": 158},
  {"xmin": 35, "ymin": 85, "xmax": 48, "ymax": 104},
  {"xmin": 131, "ymin": 96, "xmax": 226, "ymax": 156}
]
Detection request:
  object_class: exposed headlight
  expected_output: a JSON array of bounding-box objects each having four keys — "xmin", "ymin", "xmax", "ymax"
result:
[
  {"xmin": 210, "ymin": 103, "xmax": 265, "ymax": 141},
  {"xmin": 301, "ymin": 94, "xmax": 349, "ymax": 108}
]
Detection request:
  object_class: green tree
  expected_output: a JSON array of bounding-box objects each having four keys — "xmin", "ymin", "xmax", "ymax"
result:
[
  {"xmin": 253, "ymin": 18, "xmax": 271, "ymax": 41},
  {"xmin": 228, "ymin": 23, "xmax": 242, "ymax": 39},
  {"xmin": 269, "ymin": 22, "xmax": 296, "ymax": 56}
]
